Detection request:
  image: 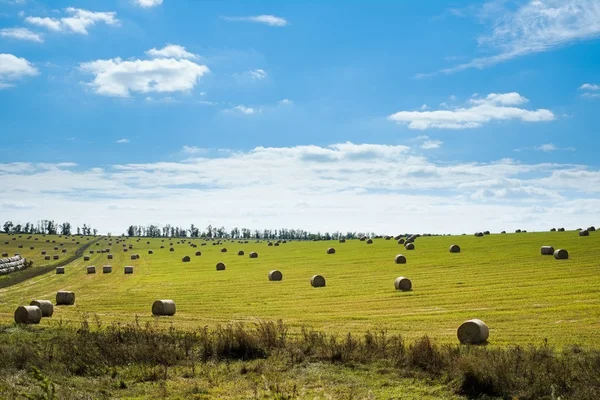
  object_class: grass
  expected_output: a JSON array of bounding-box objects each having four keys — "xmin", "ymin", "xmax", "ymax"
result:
[{"xmin": 1, "ymin": 230, "xmax": 600, "ymax": 347}]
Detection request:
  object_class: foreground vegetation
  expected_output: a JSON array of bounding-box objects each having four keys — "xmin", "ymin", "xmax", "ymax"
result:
[{"xmin": 1, "ymin": 319, "xmax": 599, "ymax": 399}]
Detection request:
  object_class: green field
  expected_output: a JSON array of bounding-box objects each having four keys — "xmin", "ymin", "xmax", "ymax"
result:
[{"xmin": 1, "ymin": 230, "xmax": 599, "ymax": 347}]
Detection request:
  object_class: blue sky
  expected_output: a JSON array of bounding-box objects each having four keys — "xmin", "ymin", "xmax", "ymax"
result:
[{"xmin": 1, "ymin": 0, "xmax": 599, "ymax": 234}]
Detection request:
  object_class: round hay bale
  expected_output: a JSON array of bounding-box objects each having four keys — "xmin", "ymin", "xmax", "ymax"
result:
[
  {"xmin": 579, "ymin": 230, "xmax": 590, "ymax": 237},
  {"xmin": 148, "ymin": 250, "xmax": 153, "ymax": 254},
  {"xmin": 30, "ymin": 300, "xmax": 53, "ymax": 317},
  {"xmin": 56, "ymin": 291, "xmax": 75, "ymax": 305},
  {"xmin": 360, "ymin": 237, "xmax": 366, "ymax": 242},
  {"xmin": 237, "ymin": 250, "xmax": 244, "ymax": 256},
  {"xmin": 182, "ymin": 256, "xmax": 191, "ymax": 262},
  {"xmin": 268, "ymin": 270, "xmax": 283, "ymax": 281},
  {"xmin": 554, "ymin": 249, "xmax": 569, "ymax": 260},
  {"xmin": 501, "ymin": 231, "xmax": 506, "ymax": 234},
  {"xmin": 449, "ymin": 244, "xmax": 461, "ymax": 253},
  {"xmin": 103, "ymin": 265, "xmax": 112, "ymax": 273},
  {"xmin": 53, "ymin": 246, "xmax": 58, "ymax": 250},
  {"xmin": 550, "ymin": 228, "xmax": 556, "ymax": 232},
  {"xmin": 56, "ymin": 267, "xmax": 65, "ymax": 274},
  {"xmin": 587, "ymin": 226, "xmax": 596, "ymax": 232},
  {"xmin": 195, "ymin": 251, "xmax": 201, "ymax": 256},
  {"xmin": 124, "ymin": 266, "xmax": 134, "ymax": 274},
  {"xmin": 404, "ymin": 243, "xmax": 415, "ymax": 250},
  {"xmin": 474, "ymin": 232, "xmax": 483, "ymax": 237},
  {"xmin": 397, "ymin": 238, "xmax": 405, "ymax": 245},
  {"xmin": 170, "ymin": 248, "xmax": 175, "ymax": 252},
  {"xmin": 385, "ymin": 236, "xmax": 391, "ymax": 240},
  {"xmin": 44, "ymin": 255, "xmax": 50, "ymax": 260},
  {"xmin": 327, "ymin": 247, "xmax": 335, "ymax": 254},
  {"xmin": 14, "ymin": 306, "xmax": 42, "ymax": 324},
  {"xmin": 483, "ymin": 231, "xmax": 490, "ymax": 235},
  {"xmin": 87, "ymin": 266, "xmax": 96, "ymax": 274},
  {"xmin": 394, "ymin": 276, "xmax": 412, "ymax": 291},
  {"xmin": 152, "ymin": 300, "xmax": 176, "ymax": 316},
  {"xmin": 1, "ymin": 252, "xmax": 7, "ymax": 257},
  {"xmin": 274, "ymin": 242, "xmax": 280, "ymax": 247},
  {"xmin": 130, "ymin": 254, "xmax": 138, "ymax": 260},
  {"xmin": 249, "ymin": 252, "xmax": 258, "ymax": 259},
  {"xmin": 221, "ymin": 248, "xmax": 227, "ymax": 253},
  {"xmin": 339, "ymin": 238, "xmax": 346, "ymax": 243},
  {"xmin": 268, "ymin": 242, "xmax": 273, "ymax": 247},
  {"xmin": 216, "ymin": 262, "xmax": 226, "ymax": 271},
  {"xmin": 123, "ymin": 248, "xmax": 128, "ymax": 252},
  {"xmin": 107, "ymin": 254, "xmax": 113, "ymax": 259},
  {"xmin": 160, "ymin": 246, "xmax": 165, "ymax": 249},
  {"xmin": 540, "ymin": 246, "xmax": 554, "ymax": 255},
  {"xmin": 558, "ymin": 228, "xmax": 565, "ymax": 232},
  {"xmin": 310, "ymin": 275, "xmax": 326, "ymax": 287},
  {"xmin": 84, "ymin": 256, "xmax": 90, "ymax": 261},
  {"xmin": 515, "ymin": 229, "xmax": 522, "ymax": 233},
  {"xmin": 394, "ymin": 254, "xmax": 407, "ymax": 264},
  {"xmin": 62, "ymin": 249, "xmax": 67, "ymax": 253},
  {"xmin": 30, "ymin": 246, "xmax": 34, "ymax": 250},
  {"xmin": 366, "ymin": 239, "xmax": 373, "ymax": 244},
  {"xmin": 457, "ymin": 319, "xmax": 489, "ymax": 344}
]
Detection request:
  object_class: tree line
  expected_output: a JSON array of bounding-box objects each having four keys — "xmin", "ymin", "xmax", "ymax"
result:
[{"xmin": 2, "ymin": 220, "xmax": 97, "ymax": 236}]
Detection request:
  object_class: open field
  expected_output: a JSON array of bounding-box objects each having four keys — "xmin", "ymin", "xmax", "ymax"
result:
[{"xmin": 1, "ymin": 230, "xmax": 600, "ymax": 347}]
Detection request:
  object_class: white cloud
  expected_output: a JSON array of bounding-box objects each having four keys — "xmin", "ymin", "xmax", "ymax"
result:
[
  {"xmin": 182, "ymin": 146, "xmax": 208, "ymax": 155},
  {"xmin": 2, "ymin": 144, "xmax": 600, "ymax": 235},
  {"xmin": 515, "ymin": 143, "xmax": 576, "ymax": 152},
  {"xmin": 146, "ymin": 44, "xmax": 197, "ymax": 60},
  {"xmin": 579, "ymin": 83, "xmax": 600, "ymax": 99},
  {"xmin": 248, "ymin": 68, "xmax": 267, "ymax": 80},
  {"xmin": 25, "ymin": 8, "xmax": 118, "ymax": 35},
  {"xmin": 80, "ymin": 52, "xmax": 210, "ymax": 97},
  {"xmin": 279, "ymin": 99, "xmax": 293, "ymax": 105},
  {"xmin": 0, "ymin": 53, "xmax": 38, "ymax": 87},
  {"xmin": 116, "ymin": 138, "xmax": 130, "ymax": 143},
  {"xmin": 0, "ymin": 27, "xmax": 43, "ymax": 42},
  {"xmin": 436, "ymin": 0, "xmax": 600, "ymax": 74},
  {"xmin": 537, "ymin": 143, "xmax": 557, "ymax": 152},
  {"xmin": 579, "ymin": 83, "xmax": 600, "ymax": 91},
  {"xmin": 226, "ymin": 105, "xmax": 258, "ymax": 115},
  {"xmin": 582, "ymin": 92, "xmax": 600, "ymax": 99},
  {"xmin": 420, "ymin": 104, "xmax": 429, "ymax": 110},
  {"xmin": 388, "ymin": 92, "xmax": 554, "ymax": 130},
  {"xmin": 132, "ymin": 0, "xmax": 162, "ymax": 8},
  {"xmin": 421, "ymin": 140, "xmax": 443, "ymax": 149},
  {"xmin": 222, "ymin": 15, "xmax": 288, "ymax": 27}
]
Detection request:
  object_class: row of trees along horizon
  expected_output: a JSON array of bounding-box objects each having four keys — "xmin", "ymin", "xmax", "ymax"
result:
[{"xmin": 1, "ymin": 220, "xmax": 404, "ymax": 240}]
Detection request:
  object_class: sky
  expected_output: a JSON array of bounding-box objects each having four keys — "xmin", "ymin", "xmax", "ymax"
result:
[{"xmin": 0, "ymin": 0, "xmax": 599, "ymax": 235}]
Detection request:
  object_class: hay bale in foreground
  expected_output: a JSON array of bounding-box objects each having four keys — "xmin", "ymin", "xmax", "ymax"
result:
[
  {"xmin": 404, "ymin": 243, "xmax": 415, "ymax": 250},
  {"xmin": 14, "ymin": 306, "xmax": 42, "ymax": 324},
  {"xmin": 579, "ymin": 230, "xmax": 590, "ymax": 237},
  {"xmin": 394, "ymin": 254, "xmax": 406, "ymax": 264},
  {"xmin": 152, "ymin": 300, "xmax": 176, "ymax": 316},
  {"xmin": 182, "ymin": 256, "xmax": 191, "ymax": 262},
  {"xmin": 249, "ymin": 252, "xmax": 258, "ymax": 259},
  {"xmin": 216, "ymin": 262, "xmax": 226, "ymax": 271},
  {"xmin": 103, "ymin": 265, "xmax": 112, "ymax": 274},
  {"xmin": 87, "ymin": 266, "xmax": 96, "ymax": 274},
  {"xmin": 268, "ymin": 242, "xmax": 273, "ymax": 247},
  {"xmin": 457, "ymin": 319, "xmax": 489, "ymax": 344},
  {"xmin": 394, "ymin": 276, "xmax": 412, "ymax": 291},
  {"xmin": 449, "ymin": 244, "xmax": 461, "ymax": 253},
  {"xmin": 310, "ymin": 275, "xmax": 326, "ymax": 287},
  {"xmin": 238, "ymin": 250, "xmax": 244, "ymax": 256},
  {"xmin": 554, "ymin": 249, "xmax": 569, "ymax": 260},
  {"xmin": 268, "ymin": 270, "xmax": 283, "ymax": 281},
  {"xmin": 541, "ymin": 246, "xmax": 554, "ymax": 255},
  {"xmin": 1, "ymin": 252, "xmax": 7, "ymax": 257},
  {"xmin": 56, "ymin": 267, "xmax": 65, "ymax": 274},
  {"xmin": 327, "ymin": 247, "xmax": 335, "ymax": 254},
  {"xmin": 30, "ymin": 300, "xmax": 53, "ymax": 317},
  {"xmin": 124, "ymin": 266, "xmax": 134, "ymax": 274},
  {"xmin": 221, "ymin": 248, "xmax": 227, "ymax": 253},
  {"xmin": 56, "ymin": 291, "xmax": 75, "ymax": 305}
]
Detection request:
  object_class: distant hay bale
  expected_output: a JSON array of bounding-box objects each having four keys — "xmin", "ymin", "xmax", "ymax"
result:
[
  {"xmin": 124, "ymin": 266, "xmax": 134, "ymax": 274},
  {"xmin": 30, "ymin": 246, "xmax": 34, "ymax": 250},
  {"xmin": 182, "ymin": 256, "xmax": 191, "ymax": 262},
  {"xmin": 130, "ymin": 254, "xmax": 138, "ymax": 260},
  {"xmin": 18, "ymin": 245, "xmax": 23, "ymax": 249},
  {"xmin": 515, "ymin": 229, "xmax": 522, "ymax": 233},
  {"xmin": 30, "ymin": 300, "xmax": 53, "ymax": 317},
  {"xmin": 360, "ymin": 237, "xmax": 366, "ymax": 242},
  {"xmin": 550, "ymin": 228, "xmax": 556, "ymax": 232},
  {"xmin": 152, "ymin": 300, "xmax": 176, "ymax": 316},
  {"xmin": 238, "ymin": 250, "xmax": 244, "ymax": 256},
  {"xmin": 483, "ymin": 231, "xmax": 490, "ymax": 235},
  {"xmin": 87, "ymin": 266, "xmax": 96, "ymax": 274},
  {"xmin": 14, "ymin": 306, "xmax": 42, "ymax": 324},
  {"xmin": 339, "ymin": 238, "xmax": 346, "ymax": 243},
  {"xmin": 404, "ymin": 243, "xmax": 415, "ymax": 250},
  {"xmin": 84, "ymin": 256, "xmax": 90, "ymax": 261},
  {"xmin": 474, "ymin": 232, "xmax": 483, "ymax": 237},
  {"xmin": 249, "ymin": 252, "xmax": 258, "ymax": 259},
  {"xmin": 327, "ymin": 247, "xmax": 336, "ymax": 254},
  {"xmin": 89, "ymin": 250, "xmax": 94, "ymax": 254},
  {"xmin": 394, "ymin": 276, "xmax": 412, "ymax": 291},
  {"xmin": 160, "ymin": 246, "xmax": 164, "ymax": 249},
  {"xmin": 195, "ymin": 251, "xmax": 201, "ymax": 256},
  {"xmin": 274, "ymin": 242, "xmax": 280, "ymax": 247},
  {"xmin": 394, "ymin": 254, "xmax": 407, "ymax": 264},
  {"xmin": 108, "ymin": 254, "xmax": 113, "ymax": 259},
  {"xmin": 268, "ymin": 242, "xmax": 273, "ymax": 246},
  {"xmin": 554, "ymin": 249, "xmax": 569, "ymax": 260},
  {"xmin": 44, "ymin": 256, "xmax": 50, "ymax": 260},
  {"xmin": 148, "ymin": 250, "xmax": 153, "ymax": 254},
  {"xmin": 501, "ymin": 231, "xmax": 506, "ymax": 234},
  {"xmin": 310, "ymin": 275, "xmax": 326, "ymax": 287},
  {"xmin": 221, "ymin": 248, "xmax": 227, "ymax": 253},
  {"xmin": 449, "ymin": 244, "xmax": 461, "ymax": 253},
  {"xmin": 62, "ymin": 249, "xmax": 67, "ymax": 253},
  {"xmin": 558, "ymin": 228, "xmax": 565, "ymax": 232},
  {"xmin": 216, "ymin": 262, "xmax": 226, "ymax": 271},
  {"xmin": 579, "ymin": 230, "xmax": 590, "ymax": 237},
  {"xmin": 54, "ymin": 247, "xmax": 58, "ymax": 250},
  {"xmin": 541, "ymin": 246, "xmax": 554, "ymax": 255},
  {"xmin": 56, "ymin": 291, "xmax": 75, "ymax": 305},
  {"xmin": 103, "ymin": 265, "xmax": 112, "ymax": 273},
  {"xmin": 588, "ymin": 226, "xmax": 596, "ymax": 232},
  {"xmin": 366, "ymin": 239, "xmax": 373, "ymax": 244},
  {"xmin": 123, "ymin": 249, "xmax": 128, "ymax": 252},
  {"xmin": 385, "ymin": 236, "xmax": 391, "ymax": 240},
  {"xmin": 56, "ymin": 267, "xmax": 65, "ymax": 274},
  {"xmin": 1, "ymin": 252, "xmax": 7, "ymax": 257},
  {"xmin": 268, "ymin": 270, "xmax": 283, "ymax": 281},
  {"xmin": 170, "ymin": 248, "xmax": 175, "ymax": 252},
  {"xmin": 457, "ymin": 319, "xmax": 489, "ymax": 344},
  {"xmin": 397, "ymin": 239, "xmax": 405, "ymax": 245}
]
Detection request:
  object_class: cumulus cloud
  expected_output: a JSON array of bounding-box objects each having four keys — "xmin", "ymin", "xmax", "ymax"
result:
[
  {"xmin": 248, "ymin": 68, "xmax": 267, "ymax": 80},
  {"xmin": 0, "ymin": 53, "xmax": 38, "ymax": 88},
  {"xmin": 388, "ymin": 92, "xmax": 554, "ymax": 130},
  {"xmin": 146, "ymin": 44, "xmax": 197, "ymax": 60},
  {"xmin": 25, "ymin": 8, "xmax": 118, "ymax": 35},
  {"xmin": 182, "ymin": 145, "xmax": 208, "ymax": 155},
  {"xmin": 221, "ymin": 15, "xmax": 288, "ymax": 27},
  {"xmin": 579, "ymin": 83, "xmax": 600, "ymax": 99},
  {"xmin": 0, "ymin": 27, "xmax": 43, "ymax": 42},
  {"xmin": 225, "ymin": 105, "xmax": 258, "ymax": 115},
  {"xmin": 116, "ymin": 138, "xmax": 130, "ymax": 143},
  {"xmin": 421, "ymin": 140, "xmax": 443, "ymax": 149},
  {"xmin": 132, "ymin": 0, "xmax": 162, "ymax": 7},
  {"xmin": 515, "ymin": 143, "xmax": 576, "ymax": 152},
  {"xmin": 279, "ymin": 99, "xmax": 293, "ymax": 105},
  {"xmin": 80, "ymin": 47, "xmax": 209, "ymax": 97}
]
